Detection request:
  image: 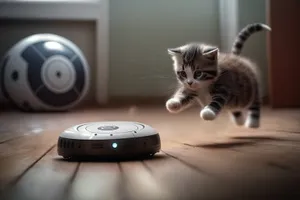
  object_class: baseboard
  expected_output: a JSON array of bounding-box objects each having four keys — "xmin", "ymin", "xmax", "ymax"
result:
[{"xmin": 0, "ymin": 96, "xmax": 270, "ymax": 111}]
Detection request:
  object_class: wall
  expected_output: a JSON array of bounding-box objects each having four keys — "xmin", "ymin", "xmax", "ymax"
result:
[
  {"xmin": 109, "ymin": 0, "xmax": 220, "ymax": 98},
  {"xmin": 218, "ymin": 0, "xmax": 238, "ymax": 53},
  {"xmin": 0, "ymin": 0, "xmax": 268, "ymax": 105}
]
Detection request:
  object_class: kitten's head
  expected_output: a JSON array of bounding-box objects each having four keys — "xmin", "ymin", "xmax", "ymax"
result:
[{"xmin": 168, "ymin": 43, "xmax": 219, "ymax": 90}]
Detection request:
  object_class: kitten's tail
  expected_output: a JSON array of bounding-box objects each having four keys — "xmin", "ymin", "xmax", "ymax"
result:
[{"xmin": 231, "ymin": 23, "xmax": 271, "ymax": 55}]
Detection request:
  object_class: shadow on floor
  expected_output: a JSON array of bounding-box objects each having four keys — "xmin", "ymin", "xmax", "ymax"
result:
[
  {"xmin": 53, "ymin": 153, "xmax": 168, "ymax": 163},
  {"xmin": 184, "ymin": 136, "xmax": 290, "ymax": 149},
  {"xmin": 267, "ymin": 161, "xmax": 291, "ymax": 171},
  {"xmin": 230, "ymin": 136, "xmax": 288, "ymax": 141},
  {"xmin": 184, "ymin": 141, "xmax": 256, "ymax": 149}
]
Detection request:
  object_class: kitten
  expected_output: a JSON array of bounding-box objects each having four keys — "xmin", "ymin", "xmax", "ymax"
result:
[{"xmin": 165, "ymin": 23, "xmax": 271, "ymax": 128}]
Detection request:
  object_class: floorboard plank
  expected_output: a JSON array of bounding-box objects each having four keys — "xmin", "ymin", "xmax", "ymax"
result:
[
  {"xmin": 162, "ymin": 141, "xmax": 300, "ymax": 199},
  {"xmin": 0, "ymin": 130, "xmax": 60, "ymax": 193},
  {"xmin": 119, "ymin": 159, "xmax": 171, "ymax": 200},
  {"xmin": 230, "ymin": 139, "xmax": 300, "ymax": 172},
  {"xmin": 1, "ymin": 106, "xmax": 300, "ymax": 200},
  {"xmin": 66, "ymin": 161, "xmax": 121, "ymax": 200},
  {"xmin": 142, "ymin": 152, "xmax": 230, "ymax": 200},
  {"xmin": 0, "ymin": 135, "xmax": 24, "ymax": 145},
  {"xmin": 1, "ymin": 147, "xmax": 78, "ymax": 200}
]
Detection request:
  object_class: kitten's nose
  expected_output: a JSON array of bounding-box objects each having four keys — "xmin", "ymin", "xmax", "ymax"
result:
[{"xmin": 187, "ymin": 80, "xmax": 193, "ymax": 85}]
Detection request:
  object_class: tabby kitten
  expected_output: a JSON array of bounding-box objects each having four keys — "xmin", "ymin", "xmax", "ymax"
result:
[{"xmin": 165, "ymin": 23, "xmax": 271, "ymax": 128}]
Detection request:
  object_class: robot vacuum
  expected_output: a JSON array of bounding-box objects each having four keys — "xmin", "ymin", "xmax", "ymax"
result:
[{"xmin": 57, "ymin": 121, "xmax": 161, "ymax": 159}]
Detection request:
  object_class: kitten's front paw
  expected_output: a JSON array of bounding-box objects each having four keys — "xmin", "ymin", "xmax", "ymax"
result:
[
  {"xmin": 200, "ymin": 107, "xmax": 216, "ymax": 120},
  {"xmin": 166, "ymin": 98, "xmax": 182, "ymax": 113}
]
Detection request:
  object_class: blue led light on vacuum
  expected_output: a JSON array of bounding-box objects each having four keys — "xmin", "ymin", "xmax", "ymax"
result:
[{"xmin": 112, "ymin": 142, "xmax": 118, "ymax": 149}]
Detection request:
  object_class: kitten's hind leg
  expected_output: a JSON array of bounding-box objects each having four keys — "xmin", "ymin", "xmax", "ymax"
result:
[
  {"xmin": 245, "ymin": 97, "xmax": 260, "ymax": 128},
  {"xmin": 230, "ymin": 110, "xmax": 244, "ymax": 126}
]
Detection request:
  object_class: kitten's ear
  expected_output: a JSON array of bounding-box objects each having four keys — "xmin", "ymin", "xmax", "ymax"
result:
[
  {"xmin": 167, "ymin": 48, "xmax": 181, "ymax": 56},
  {"xmin": 203, "ymin": 47, "xmax": 219, "ymax": 61}
]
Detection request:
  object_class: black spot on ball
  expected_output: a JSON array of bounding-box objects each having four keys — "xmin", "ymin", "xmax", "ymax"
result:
[
  {"xmin": 0, "ymin": 55, "xmax": 11, "ymax": 99},
  {"xmin": 56, "ymin": 71, "xmax": 61, "ymax": 78},
  {"xmin": 11, "ymin": 70, "xmax": 19, "ymax": 81}
]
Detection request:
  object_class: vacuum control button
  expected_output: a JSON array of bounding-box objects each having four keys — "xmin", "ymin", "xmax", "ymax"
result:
[{"xmin": 97, "ymin": 125, "xmax": 119, "ymax": 131}]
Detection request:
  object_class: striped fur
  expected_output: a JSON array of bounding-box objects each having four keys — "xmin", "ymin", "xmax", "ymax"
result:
[
  {"xmin": 166, "ymin": 23, "xmax": 271, "ymax": 128},
  {"xmin": 232, "ymin": 23, "xmax": 271, "ymax": 55},
  {"xmin": 230, "ymin": 23, "xmax": 270, "ymax": 127}
]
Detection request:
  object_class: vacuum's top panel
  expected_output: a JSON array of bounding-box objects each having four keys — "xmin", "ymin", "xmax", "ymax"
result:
[{"xmin": 60, "ymin": 121, "xmax": 158, "ymax": 140}]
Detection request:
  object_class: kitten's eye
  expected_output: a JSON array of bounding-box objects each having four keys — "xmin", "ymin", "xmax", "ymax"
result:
[
  {"xmin": 194, "ymin": 71, "xmax": 202, "ymax": 78},
  {"xmin": 177, "ymin": 71, "xmax": 187, "ymax": 78}
]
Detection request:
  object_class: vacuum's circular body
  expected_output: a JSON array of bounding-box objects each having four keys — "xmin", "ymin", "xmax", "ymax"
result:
[{"xmin": 57, "ymin": 121, "xmax": 161, "ymax": 159}]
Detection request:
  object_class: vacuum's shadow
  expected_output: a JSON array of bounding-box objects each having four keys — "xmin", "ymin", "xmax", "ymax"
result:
[{"xmin": 53, "ymin": 153, "xmax": 168, "ymax": 163}]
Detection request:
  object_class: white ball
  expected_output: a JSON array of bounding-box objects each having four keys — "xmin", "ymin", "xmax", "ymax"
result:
[{"xmin": 0, "ymin": 34, "xmax": 90, "ymax": 111}]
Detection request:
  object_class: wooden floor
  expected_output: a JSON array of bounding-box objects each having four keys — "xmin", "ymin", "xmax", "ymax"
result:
[{"xmin": 1, "ymin": 105, "xmax": 300, "ymax": 200}]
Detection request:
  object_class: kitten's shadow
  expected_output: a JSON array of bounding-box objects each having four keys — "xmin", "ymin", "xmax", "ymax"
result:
[
  {"xmin": 184, "ymin": 141, "xmax": 255, "ymax": 149},
  {"xmin": 184, "ymin": 136, "xmax": 287, "ymax": 149},
  {"xmin": 230, "ymin": 136, "xmax": 288, "ymax": 142}
]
